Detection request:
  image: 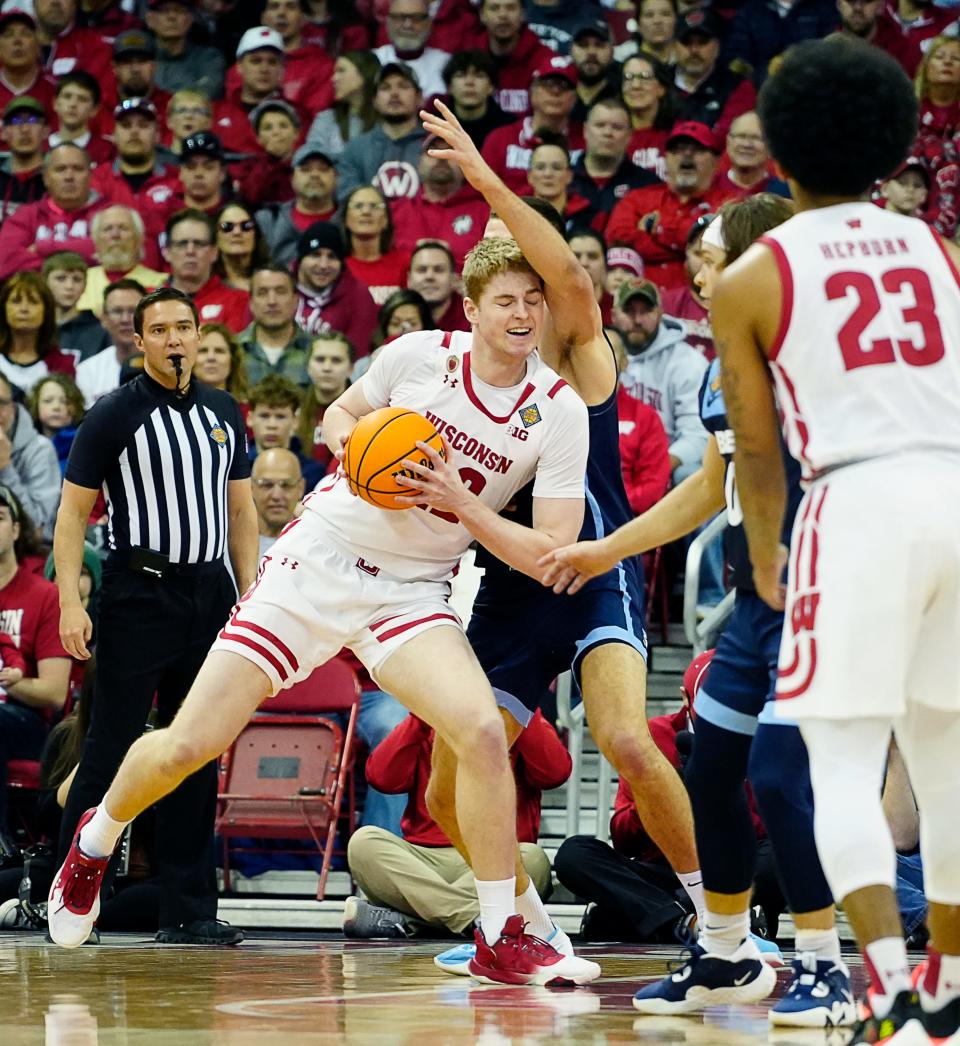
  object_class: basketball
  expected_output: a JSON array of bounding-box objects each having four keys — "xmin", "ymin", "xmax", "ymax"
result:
[{"xmin": 343, "ymin": 407, "xmax": 445, "ymax": 510}]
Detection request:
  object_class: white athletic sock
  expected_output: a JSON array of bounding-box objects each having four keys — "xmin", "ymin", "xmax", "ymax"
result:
[
  {"xmin": 864, "ymin": 936, "xmax": 912, "ymax": 1013},
  {"xmin": 475, "ymin": 876, "xmax": 516, "ymax": 946},
  {"xmin": 920, "ymin": 948, "xmax": 960, "ymax": 1010},
  {"xmin": 795, "ymin": 927, "xmax": 843, "ymax": 965},
  {"xmin": 515, "ymin": 879, "xmax": 554, "ymax": 940},
  {"xmin": 78, "ymin": 803, "xmax": 129, "ymax": 859},
  {"xmin": 677, "ymin": 870, "xmax": 706, "ymax": 925},
  {"xmin": 700, "ymin": 907, "xmax": 750, "ymax": 958}
]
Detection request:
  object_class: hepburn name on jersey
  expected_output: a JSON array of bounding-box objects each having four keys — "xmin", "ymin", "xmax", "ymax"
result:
[{"xmin": 818, "ymin": 237, "xmax": 910, "ymax": 261}]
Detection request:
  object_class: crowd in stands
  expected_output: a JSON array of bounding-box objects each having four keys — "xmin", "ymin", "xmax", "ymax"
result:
[{"xmin": 0, "ymin": 0, "xmax": 945, "ymax": 941}]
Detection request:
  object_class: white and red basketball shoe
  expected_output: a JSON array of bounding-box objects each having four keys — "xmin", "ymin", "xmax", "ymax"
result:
[
  {"xmin": 467, "ymin": 914, "xmax": 601, "ymax": 986},
  {"xmin": 48, "ymin": 808, "xmax": 113, "ymax": 948}
]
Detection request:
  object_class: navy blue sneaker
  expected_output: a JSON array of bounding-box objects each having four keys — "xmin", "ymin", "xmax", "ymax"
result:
[
  {"xmin": 632, "ymin": 940, "xmax": 777, "ymax": 1014},
  {"xmin": 769, "ymin": 953, "xmax": 857, "ymax": 1027}
]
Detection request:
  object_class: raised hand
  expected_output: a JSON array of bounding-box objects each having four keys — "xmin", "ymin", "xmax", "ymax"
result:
[{"xmin": 419, "ymin": 99, "xmax": 498, "ymax": 194}]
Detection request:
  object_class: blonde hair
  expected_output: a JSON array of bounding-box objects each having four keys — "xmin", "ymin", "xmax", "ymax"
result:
[
  {"xmin": 915, "ymin": 35, "xmax": 960, "ymax": 101},
  {"xmin": 462, "ymin": 237, "xmax": 539, "ymax": 303}
]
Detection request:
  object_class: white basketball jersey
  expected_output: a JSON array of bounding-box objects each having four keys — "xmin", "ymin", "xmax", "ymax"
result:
[
  {"xmin": 761, "ymin": 202, "xmax": 960, "ymax": 478},
  {"xmin": 305, "ymin": 329, "xmax": 589, "ymax": 581}
]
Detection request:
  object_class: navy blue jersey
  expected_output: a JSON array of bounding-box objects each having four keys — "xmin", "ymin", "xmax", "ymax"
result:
[
  {"xmin": 475, "ymin": 343, "xmax": 640, "ymax": 597},
  {"xmin": 698, "ymin": 358, "xmax": 803, "ymax": 592}
]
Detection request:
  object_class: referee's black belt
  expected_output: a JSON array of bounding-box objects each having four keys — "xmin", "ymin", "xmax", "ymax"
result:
[{"xmin": 108, "ymin": 547, "xmax": 225, "ymax": 580}]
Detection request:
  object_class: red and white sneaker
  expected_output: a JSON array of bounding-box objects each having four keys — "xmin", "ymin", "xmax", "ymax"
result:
[
  {"xmin": 48, "ymin": 809, "xmax": 112, "ymax": 949},
  {"xmin": 467, "ymin": 914, "xmax": 601, "ymax": 987}
]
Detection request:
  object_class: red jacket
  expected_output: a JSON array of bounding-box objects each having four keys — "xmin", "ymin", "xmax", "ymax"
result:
[
  {"xmin": 482, "ymin": 116, "xmax": 586, "ymax": 194},
  {"xmin": 295, "ymin": 268, "xmax": 379, "ymax": 357},
  {"xmin": 0, "ymin": 194, "xmax": 109, "ymax": 281},
  {"xmin": 390, "ymin": 186, "xmax": 488, "ymax": 269},
  {"xmin": 0, "ymin": 72, "xmax": 57, "ymax": 123},
  {"xmin": 611, "ymin": 709, "xmax": 766, "ymax": 862},
  {"xmin": 473, "ymin": 27, "xmax": 555, "ymax": 117},
  {"xmin": 435, "ymin": 292, "xmax": 471, "ymax": 333},
  {"xmin": 190, "ymin": 275, "xmax": 251, "ymax": 333},
  {"xmin": 223, "ymin": 46, "xmax": 333, "ymax": 124},
  {"xmin": 366, "ymin": 710, "xmax": 572, "ymax": 847},
  {"xmin": 616, "ymin": 386, "xmax": 671, "ymax": 517},
  {"xmin": 236, "ymin": 152, "xmax": 296, "ymax": 208},
  {"xmin": 874, "ymin": 1, "xmax": 955, "ymax": 77},
  {"xmin": 606, "ymin": 182, "xmax": 734, "ymax": 290},
  {"xmin": 90, "ymin": 161, "xmax": 179, "ymax": 267},
  {"xmin": 42, "ymin": 24, "xmax": 114, "ymax": 89},
  {"xmin": 211, "ymin": 99, "xmax": 260, "ymax": 156}
]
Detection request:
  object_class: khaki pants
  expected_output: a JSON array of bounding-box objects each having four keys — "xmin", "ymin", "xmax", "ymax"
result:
[{"xmin": 348, "ymin": 826, "xmax": 553, "ymax": 934}]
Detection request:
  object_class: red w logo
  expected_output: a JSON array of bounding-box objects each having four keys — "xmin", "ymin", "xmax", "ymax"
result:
[{"xmin": 790, "ymin": 591, "xmax": 820, "ymax": 634}]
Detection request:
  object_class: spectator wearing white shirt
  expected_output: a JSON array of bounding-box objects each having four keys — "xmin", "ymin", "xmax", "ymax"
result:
[
  {"xmin": 74, "ymin": 279, "xmax": 145, "ymax": 408},
  {"xmin": 374, "ymin": 0, "xmax": 451, "ymax": 99}
]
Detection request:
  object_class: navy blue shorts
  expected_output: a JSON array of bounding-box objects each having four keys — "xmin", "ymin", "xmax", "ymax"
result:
[
  {"xmin": 694, "ymin": 591, "xmax": 794, "ymax": 735},
  {"xmin": 468, "ymin": 559, "xmax": 648, "ymax": 727}
]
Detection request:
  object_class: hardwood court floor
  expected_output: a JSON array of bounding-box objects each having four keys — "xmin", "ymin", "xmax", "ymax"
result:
[{"xmin": 2, "ymin": 933, "xmax": 868, "ymax": 1045}]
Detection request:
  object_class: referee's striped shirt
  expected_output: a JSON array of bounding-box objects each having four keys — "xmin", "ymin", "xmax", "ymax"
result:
[{"xmin": 65, "ymin": 372, "xmax": 250, "ymax": 564}]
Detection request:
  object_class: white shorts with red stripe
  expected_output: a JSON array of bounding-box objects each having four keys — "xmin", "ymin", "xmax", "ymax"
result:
[
  {"xmin": 212, "ymin": 512, "xmax": 462, "ymax": 692},
  {"xmin": 774, "ymin": 452, "xmax": 960, "ymax": 721}
]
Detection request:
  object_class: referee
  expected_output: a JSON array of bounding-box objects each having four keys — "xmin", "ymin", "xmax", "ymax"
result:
[{"xmin": 53, "ymin": 287, "xmax": 258, "ymax": 945}]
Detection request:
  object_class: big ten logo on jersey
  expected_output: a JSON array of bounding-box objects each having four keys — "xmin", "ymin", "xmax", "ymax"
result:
[{"xmin": 777, "ymin": 487, "xmax": 828, "ymax": 701}]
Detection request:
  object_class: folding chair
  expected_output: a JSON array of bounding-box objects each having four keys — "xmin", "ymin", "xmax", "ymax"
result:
[{"xmin": 216, "ymin": 658, "xmax": 361, "ymax": 900}]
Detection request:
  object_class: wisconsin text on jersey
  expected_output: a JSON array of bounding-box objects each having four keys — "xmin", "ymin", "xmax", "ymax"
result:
[{"xmin": 423, "ymin": 412, "xmax": 517, "ymax": 474}]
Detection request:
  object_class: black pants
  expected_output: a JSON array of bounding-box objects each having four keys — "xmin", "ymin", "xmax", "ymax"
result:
[
  {"xmin": 554, "ymin": 835, "xmax": 787, "ymax": 943},
  {"xmin": 58, "ymin": 562, "xmax": 236, "ymax": 929}
]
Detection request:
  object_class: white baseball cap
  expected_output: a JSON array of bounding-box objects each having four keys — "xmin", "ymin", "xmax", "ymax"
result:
[{"xmin": 236, "ymin": 26, "xmax": 284, "ymax": 59}]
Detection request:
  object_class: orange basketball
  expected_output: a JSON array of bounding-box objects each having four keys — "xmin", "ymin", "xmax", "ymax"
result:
[{"xmin": 343, "ymin": 407, "xmax": 445, "ymax": 510}]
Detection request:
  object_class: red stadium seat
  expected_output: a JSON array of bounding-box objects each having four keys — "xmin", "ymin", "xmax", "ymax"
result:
[{"xmin": 216, "ymin": 659, "xmax": 361, "ymax": 900}]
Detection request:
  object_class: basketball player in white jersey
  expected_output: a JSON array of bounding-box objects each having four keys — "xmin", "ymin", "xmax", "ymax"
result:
[
  {"xmin": 48, "ymin": 239, "xmax": 602, "ymax": 986},
  {"xmin": 415, "ymin": 100, "xmax": 712, "ymax": 975},
  {"xmin": 713, "ymin": 37, "xmax": 960, "ymax": 1046}
]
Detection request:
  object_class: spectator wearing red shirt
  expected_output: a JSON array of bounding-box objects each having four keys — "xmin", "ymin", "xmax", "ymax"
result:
[
  {"xmin": 162, "ymin": 209, "xmax": 251, "ymax": 332},
  {"xmin": 476, "ymin": 0, "xmax": 555, "ymax": 116},
  {"xmin": 406, "ymin": 240, "xmax": 470, "ymax": 332},
  {"xmin": 617, "ymin": 385, "xmax": 671, "ymax": 516},
  {"xmin": 659, "ymin": 212, "xmax": 715, "ymax": 359},
  {"xmin": 481, "ymin": 53, "xmax": 585, "ymax": 193},
  {"xmin": 294, "ymin": 221, "xmax": 379, "ymax": 357},
  {"xmin": 623, "ymin": 54, "xmax": 672, "ymax": 182},
  {"xmin": 235, "ymin": 98, "xmax": 302, "ymax": 209},
  {"xmin": 342, "ymin": 184, "xmax": 411, "ymax": 306},
  {"xmin": 255, "ymin": 143, "xmax": 338, "ymax": 270},
  {"xmin": 224, "ymin": 20, "xmax": 332, "ymax": 126},
  {"xmin": 0, "ymin": 96, "xmax": 48, "ymax": 224},
  {"xmin": 302, "ymin": 0, "xmax": 371, "ymax": 54},
  {"xmin": 606, "ymin": 121, "xmax": 733, "ymax": 291},
  {"xmin": 34, "ymin": 0, "xmax": 114, "ymax": 92},
  {"xmin": 836, "ymin": 0, "xmax": 910, "ymax": 70},
  {"xmin": 77, "ymin": 0, "xmax": 143, "ymax": 44},
  {"xmin": 49, "ymin": 72, "xmax": 114, "ymax": 167},
  {"xmin": 0, "ymin": 485, "xmax": 70, "ymax": 863},
  {"xmin": 0, "ymin": 10, "xmax": 57, "ymax": 122},
  {"xmin": 874, "ymin": 0, "xmax": 956, "ymax": 77},
  {"xmin": 0, "ymin": 142, "xmax": 109, "ymax": 282},
  {"xmin": 554, "ymin": 652, "xmax": 786, "ymax": 942},
  {"xmin": 344, "ymin": 709, "xmax": 569, "ymax": 937},
  {"xmin": 391, "ymin": 135, "xmax": 488, "ymax": 269},
  {"xmin": 91, "ymin": 98, "xmax": 178, "ymax": 256},
  {"xmin": 99, "ymin": 28, "xmax": 173, "ymax": 139},
  {"xmin": 716, "ymin": 111, "xmax": 790, "ymax": 200},
  {"xmin": 674, "ymin": 12, "xmax": 756, "ymax": 141},
  {"xmin": 915, "ymin": 35, "xmax": 960, "ymax": 143}
]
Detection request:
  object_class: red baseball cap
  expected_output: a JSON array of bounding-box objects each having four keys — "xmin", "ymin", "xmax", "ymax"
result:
[
  {"xmin": 682, "ymin": 649, "xmax": 715, "ymax": 701},
  {"xmin": 666, "ymin": 121, "xmax": 721, "ymax": 153},
  {"xmin": 530, "ymin": 53, "xmax": 578, "ymax": 89}
]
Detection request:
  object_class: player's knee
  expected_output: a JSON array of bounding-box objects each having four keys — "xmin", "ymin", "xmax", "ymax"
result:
[
  {"xmin": 160, "ymin": 732, "xmax": 215, "ymax": 780},
  {"xmin": 596, "ymin": 728, "xmax": 659, "ymax": 781},
  {"xmin": 450, "ymin": 713, "xmax": 508, "ymax": 768}
]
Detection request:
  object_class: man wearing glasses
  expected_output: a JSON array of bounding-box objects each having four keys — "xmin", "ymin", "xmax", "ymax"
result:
[
  {"xmin": 162, "ymin": 209, "xmax": 250, "ymax": 333},
  {"xmin": 0, "ymin": 96, "xmax": 48, "ymax": 224},
  {"xmin": 374, "ymin": 0, "xmax": 451, "ymax": 99},
  {"xmin": 250, "ymin": 447, "xmax": 305, "ymax": 559}
]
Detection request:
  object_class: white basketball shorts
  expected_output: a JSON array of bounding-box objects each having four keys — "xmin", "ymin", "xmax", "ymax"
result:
[
  {"xmin": 774, "ymin": 451, "xmax": 960, "ymax": 721},
  {"xmin": 212, "ymin": 513, "xmax": 462, "ymax": 693}
]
